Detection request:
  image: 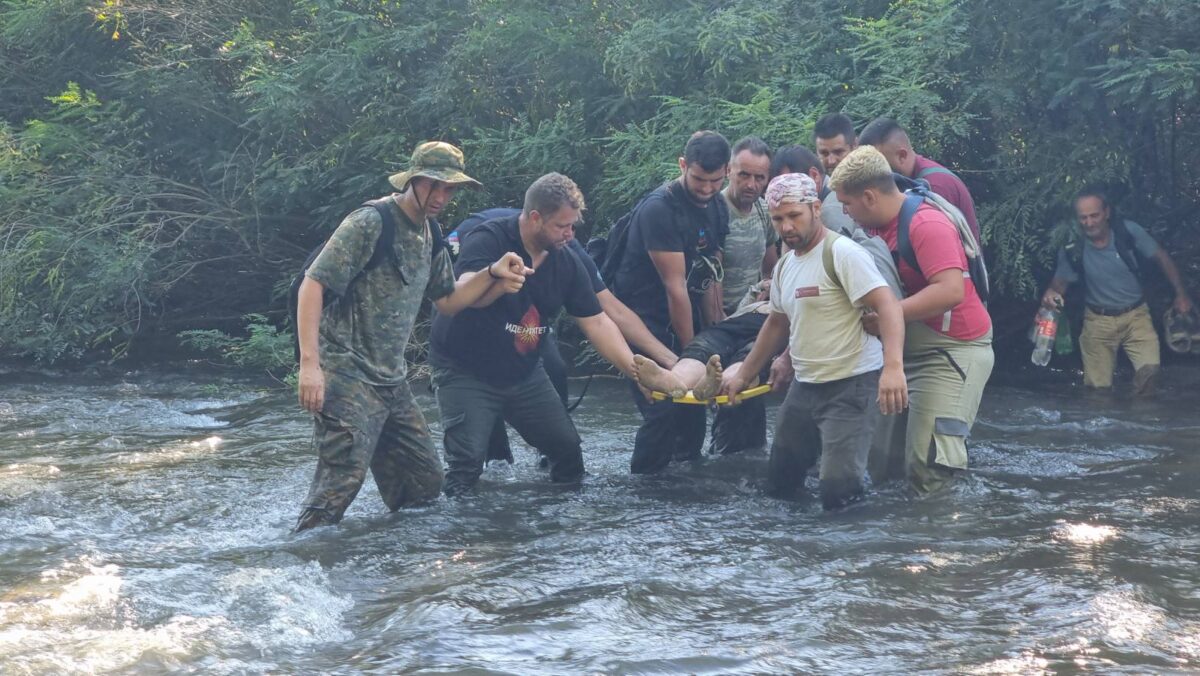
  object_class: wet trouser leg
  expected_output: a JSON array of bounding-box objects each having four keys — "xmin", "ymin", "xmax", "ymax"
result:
[
  {"xmin": 297, "ymin": 376, "xmax": 443, "ymax": 531},
  {"xmin": 436, "ymin": 364, "xmax": 582, "ymax": 496},
  {"xmin": 542, "ymin": 337, "xmax": 570, "ymax": 408},
  {"xmin": 503, "ymin": 364, "xmax": 584, "ymax": 484},
  {"xmin": 867, "ymin": 409, "xmax": 907, "ymax": 486},
  {"xmin": 765, "ymin": 382, "xmax": 820, "ymax": 499},
  {"xmin": 1080, "ymin": 310, "xmax": 1120, "ymax": 389},
  {"xmin": 627, "ymin": 320, "xmax": 705, "ymax": 473},
  {"xmin": 434, "ymin": 366, "xmax": 507, "ymax": 496},
  {"xmin": 710, "ymin": 399, "xmax": 767, "ymax": 455},
  {"xmin": 767, "ymin": 371, "xmax": 878, "ymax": 509},
  {"xmin": 709, "ymin": 334, "xmax": 769, "ymax": 455},
  {"xmin": 1121, "ymin": 305, "xmax": 1161, "ymax": 394},
  {"xmin": 1078, "ymin": 306, "xmax": 1159, "ymax": 392},
  {"xmin": 627, "ymin": 379, "xmax": 707, "ymax": 473},
  {"xmin": 484, "ymin": 341, "xmax": 570, "ymax": 465},
  {"xmin": 903, "ymin": 324, "xmax": 994, "ymax": 495}
]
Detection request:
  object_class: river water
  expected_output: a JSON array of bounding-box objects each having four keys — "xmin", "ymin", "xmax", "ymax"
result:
[{"xmin": 0, "ymin": 362, "xmax": 1198, "ymax": 674}]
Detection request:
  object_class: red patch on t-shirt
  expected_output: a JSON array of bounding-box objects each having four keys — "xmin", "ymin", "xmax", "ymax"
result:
[
  {"xmin": 513, "ymin": 305, "xmax": 543, "ymax": 355},
  {"xmin": 794, "ymin": 286, "xmax": 820, "ymax": 299}
]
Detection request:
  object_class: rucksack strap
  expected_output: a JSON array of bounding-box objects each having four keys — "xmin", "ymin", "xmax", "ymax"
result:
[
  {"xmin": 363, "ymin": 199, "xmax": 398, "ymax": 272},
  {"xmin": 897, "ymin": 193, "xmax": 924, "ymax": 276},
  {"xmin": 822, "ymin": 230, "xmax": 843, "ymax": 292},
  {"xmin": 1112, "ymin": 219, "xmax": 1142, "ymax": 275}
]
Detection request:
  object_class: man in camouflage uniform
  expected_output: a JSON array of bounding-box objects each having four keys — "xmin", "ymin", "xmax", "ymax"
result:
[{"xmin": 293, "ymin": 141, "xmax": 530, "ymax": 531}]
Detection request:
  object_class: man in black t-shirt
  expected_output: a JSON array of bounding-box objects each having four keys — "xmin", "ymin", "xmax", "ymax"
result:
[
  {"xmin": 431, "ymin": 173, "xmax": 638, "ymax": 496},
  {"xmin": 447, "ymin": 208, "xmax": 677, "ymax": 465},
  {"xmin": 611, "ymin": 131, "xmax": 731, "ymax": 474}
]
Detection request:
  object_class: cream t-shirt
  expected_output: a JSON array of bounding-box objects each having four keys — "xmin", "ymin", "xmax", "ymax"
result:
[{"xmin": 770, "ymin": 233, "xmax": 887, "ymax": 383}]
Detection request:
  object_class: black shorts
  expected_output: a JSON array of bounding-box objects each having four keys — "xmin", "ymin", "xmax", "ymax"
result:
[{"xmin": 680, "ymin": 312, "xmax": 767, "ymax": 365}]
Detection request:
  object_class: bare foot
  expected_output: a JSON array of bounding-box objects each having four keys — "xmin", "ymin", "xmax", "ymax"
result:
[
  {"xmin": 691, "ymin": 355, "xmax": 724, "ymax": 401},
  {"xmin": 633, "ymin": 354, "xmax": 687, "ymax": 398}
]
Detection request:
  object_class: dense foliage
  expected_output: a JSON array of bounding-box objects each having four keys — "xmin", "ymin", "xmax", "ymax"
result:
[{"xmin": 2, "ymin": 0, "xmax": 1198, "ymax": 362}]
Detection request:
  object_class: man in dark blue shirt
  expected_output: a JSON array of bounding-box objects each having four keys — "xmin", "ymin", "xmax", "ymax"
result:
[
  {"xmin": 446, "ymin": 207, "xmax": 676, "ymax": 465},
  {"xmin": 431, "ymin": 173, "xmax": 638, "ymax": 495},
  {"xmin": 611, "ymin": 131, "xmax": 730, "ymax": 474}
]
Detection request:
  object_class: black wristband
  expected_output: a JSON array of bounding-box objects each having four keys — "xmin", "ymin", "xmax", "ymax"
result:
[{"xmin": 487, "ymin": 262, "xmax": 500, "ymax": 279}]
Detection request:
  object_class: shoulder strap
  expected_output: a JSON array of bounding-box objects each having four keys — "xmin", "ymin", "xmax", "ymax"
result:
[
  {"xmin": 428, "ymin": 216, "xmax": 445, "ymax": 262},
  {"xmin": 1064, "ymin": 236, "xmax": 1084, "ymax": 276},
  {"xmin": 364, "ymin": 199, "xmax": 398, "ymax": 271},
  {"xmin": 753, "ymin": 199, "xmax": 771, "ymax": 237},
  {"xmin": 897, "ymin": 193, "xmax": 925, "ymax": 275},
  {"xmin": 1111, "ymin": 219, "xmax": 1141, "ymax": 275},
  {"xmin": 916, "ymin": 166, "xmax": 955, "ymax": 180},
  {"xmin": 822, "ymin": 230, "xmax": 843, "ymax": 292}
]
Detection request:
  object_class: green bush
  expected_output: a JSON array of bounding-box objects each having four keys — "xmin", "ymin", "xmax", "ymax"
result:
[{"xmin": 1, "ymin": 0, "xmax": 1198, "ymax": 362}]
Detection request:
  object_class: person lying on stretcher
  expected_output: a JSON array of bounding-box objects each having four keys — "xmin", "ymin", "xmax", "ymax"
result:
[{"xmin": 634, "ymin": 280, "xmax": 776, "ymax": 403}]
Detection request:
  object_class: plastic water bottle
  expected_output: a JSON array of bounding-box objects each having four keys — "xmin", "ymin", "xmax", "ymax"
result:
[
  {"xmin": 1054, "ymin": 313, "xmax": 1074, "ymax": 355},
  {"xmin": 1031, "ymin": 308, "xmax": 1058, "ymax": 366}
]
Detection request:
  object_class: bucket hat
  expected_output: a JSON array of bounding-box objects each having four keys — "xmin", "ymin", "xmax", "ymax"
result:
[{"xmin": 388, "ymin": 141, "xmax": 482, "ymax": 190}]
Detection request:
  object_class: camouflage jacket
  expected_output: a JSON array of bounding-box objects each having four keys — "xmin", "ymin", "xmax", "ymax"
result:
[{"xmin": 306, "ymin": 197, "xmax": 455, "ymax": 385}]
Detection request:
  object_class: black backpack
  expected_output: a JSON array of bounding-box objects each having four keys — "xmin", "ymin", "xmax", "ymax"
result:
[
  {"xmin": 287, "ymin": 198, "xmax": 444, "ymax": 360},
  {"xmin": 587, "ymin": 194, "xmax": 652, "ymax": 290},
  {"xmin": 893, "ymin": 174, "xmax": 991, "ymax": 304},
  {"xmin": 586, "ymin": 184, "xmax": 728, "ymax": 294}
]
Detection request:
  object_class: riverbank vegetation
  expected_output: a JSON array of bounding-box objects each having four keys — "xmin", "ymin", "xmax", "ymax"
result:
[{"xmin": 2, "ymin": 0, "xmax": 1198, "ymax": 365}]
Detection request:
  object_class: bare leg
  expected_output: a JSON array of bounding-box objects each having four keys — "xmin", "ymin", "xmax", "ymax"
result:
[{"xmin": 691, "ymin": 355, "xmax": 725, "ymax": 401}]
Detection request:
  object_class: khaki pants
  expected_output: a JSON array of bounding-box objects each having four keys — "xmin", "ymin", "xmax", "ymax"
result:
[
  {"xmin": 870, "ymin": 323, "xmax": 994, "ymax": 494},
  {"xmin": 1080, "ymin": 305, "xmax": 1160, "ymax": 392}
]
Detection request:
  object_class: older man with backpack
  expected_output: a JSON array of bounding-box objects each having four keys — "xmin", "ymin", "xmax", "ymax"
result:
[
  {"xmin": 1041, "ymin": 187, "xmax": 1194, "ymax": 393},
  {"xmin": 831, "ymin": 146, "xmax": 994, "ymax": 495},
  {"xmin": 290, "ymin": 141, "xmax": 528, "ymax": 531}
]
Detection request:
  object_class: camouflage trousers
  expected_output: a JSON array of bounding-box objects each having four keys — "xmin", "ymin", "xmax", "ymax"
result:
[{"xmin": 295, "ymin": 375, "xmax": 443, "ymax": 531}]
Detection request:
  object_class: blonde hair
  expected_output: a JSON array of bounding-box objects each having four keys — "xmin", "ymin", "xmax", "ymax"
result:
[
  {"xmin": 828, "ymin": 146, "xmax": 897, "ymax": 195},
  {"xmin": 524, "ymin": 172, "xmax": 586, "ymax": 217}
]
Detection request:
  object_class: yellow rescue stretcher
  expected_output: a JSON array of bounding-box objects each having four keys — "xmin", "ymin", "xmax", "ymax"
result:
[{"xmin": 649, "ymin": 384, "xmax": 771, "ymax": 406}]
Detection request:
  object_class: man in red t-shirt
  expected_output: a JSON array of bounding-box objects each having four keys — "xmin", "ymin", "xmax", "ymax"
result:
[
  {"xmin": 859, "ymin": 117, "xmax": 981, "ymax": 250},
  {"xmin": 830, "ymin": 146, "xmax": 994, "ymax": 494}
]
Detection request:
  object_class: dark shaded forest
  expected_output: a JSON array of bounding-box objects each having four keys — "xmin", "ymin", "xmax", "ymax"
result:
[{"xmin": 2, "ymin": 0, "xmax": 1198, "ymax": 365}]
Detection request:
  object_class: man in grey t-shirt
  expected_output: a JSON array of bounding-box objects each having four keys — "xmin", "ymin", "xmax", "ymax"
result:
[
  {"xmin": 718, "ymin": 136, "xmax": 778, "ymax": 316},
  {"xmin": 1042, "ymin": 187, "xmax": 1194, "ymax": 392},
  {"xmin": 708, "ymin": 137, "xmax": 778, "ymax": 455}
]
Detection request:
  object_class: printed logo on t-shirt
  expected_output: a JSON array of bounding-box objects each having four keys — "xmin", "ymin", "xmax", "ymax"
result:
[
  {"xmin": 794, "ymin": 286, "xmax": 820, "ymax": 299},
  {"xmin": 447, "ymin": 231, "xmax": 460, "ymax": 257},
  {"xmin": 507, "ymin": 305, "xmax": 546, "ymax": 355}
]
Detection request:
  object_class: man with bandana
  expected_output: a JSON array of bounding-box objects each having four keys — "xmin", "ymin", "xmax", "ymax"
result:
[{"xmin": 721, "ymin": 173, "xmax": 908, "ymax": 509}]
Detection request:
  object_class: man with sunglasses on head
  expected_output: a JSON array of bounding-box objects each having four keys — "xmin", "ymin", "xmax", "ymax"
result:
[{"xmin": 611, "ymin": 130, "xmax": 731, "ymax": 474}]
